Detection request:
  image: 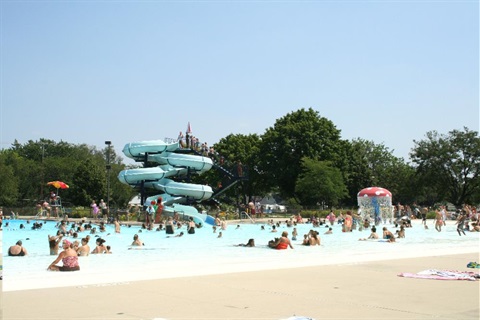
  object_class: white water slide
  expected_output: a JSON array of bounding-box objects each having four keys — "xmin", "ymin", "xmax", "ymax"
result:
[{"xmin": 118, "ymin": 140, "xmax": 215, "ymax": 225}]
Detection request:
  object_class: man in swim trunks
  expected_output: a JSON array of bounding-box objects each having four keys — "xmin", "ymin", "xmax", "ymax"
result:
[{"xmin": 8, "ymin": 240, "xmax": 27, "ymax": 256}]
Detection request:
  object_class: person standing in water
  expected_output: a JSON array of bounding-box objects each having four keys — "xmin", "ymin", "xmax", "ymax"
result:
[
  {"xmin": 187, "ymin": 217, "xmax": 196, "ymax": 234},
  {"xmin": 435, "ymin": 208, "xmax": 443, "ymax": 232}
]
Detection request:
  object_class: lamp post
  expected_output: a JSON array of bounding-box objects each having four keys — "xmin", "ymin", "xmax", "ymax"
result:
[
  {"xmin": 105, "ymin": 141, "xmax": 112, "ymax": 218},
  {"xmin": 40, "ymin": 143, "xmax": 46, "ymax": 200}
]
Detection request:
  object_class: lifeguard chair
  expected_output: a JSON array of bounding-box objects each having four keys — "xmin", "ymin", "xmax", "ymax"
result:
[{"xmin": 50, "ymin": 196, "xmax": 65, "ymax": 219}]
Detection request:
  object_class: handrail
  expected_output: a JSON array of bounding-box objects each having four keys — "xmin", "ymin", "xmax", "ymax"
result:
[{"xmin": 240, "ymin": 210, "xmax": 255, "ymax": 223}]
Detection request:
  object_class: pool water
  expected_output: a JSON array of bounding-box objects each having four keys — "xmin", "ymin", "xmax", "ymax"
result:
[{"xmin": 2, "ymin": 218, "xmax": 479, "ymax": 292}]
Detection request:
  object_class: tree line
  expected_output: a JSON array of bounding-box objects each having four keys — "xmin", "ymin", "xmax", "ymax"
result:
[{"xmin": 1, "ymin": 108, "xmax": 478, "ymax": 210}]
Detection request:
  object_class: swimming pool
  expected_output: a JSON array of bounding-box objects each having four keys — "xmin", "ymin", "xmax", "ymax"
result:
[{"xmin": 2, "ymin": 218, "xmax": 479, "ymax": 292}]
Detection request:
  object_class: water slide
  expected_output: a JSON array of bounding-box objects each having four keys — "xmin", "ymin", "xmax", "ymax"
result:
[{"xmin": 118, "ymin": 140, "xmax": 215, "ymax": 226}]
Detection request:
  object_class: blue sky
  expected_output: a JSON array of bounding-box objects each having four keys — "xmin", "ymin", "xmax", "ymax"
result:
[{"xmin": 1, "ymin": 1, "xmax": 478, "ymax": 165}]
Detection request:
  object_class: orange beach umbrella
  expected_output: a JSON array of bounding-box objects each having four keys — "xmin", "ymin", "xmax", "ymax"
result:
[{"xmin": 47, "ymin": 181, "xmax": 69, "ymax": 189}]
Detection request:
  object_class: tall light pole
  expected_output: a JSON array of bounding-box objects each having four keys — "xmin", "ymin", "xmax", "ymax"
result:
[
  {"xmin": 105, "ymin": 141, "xmax": 112, "ymax": 217},
  {"xmin": 40, "ymin": 143, "xmax": 46, "ymax": 200}
]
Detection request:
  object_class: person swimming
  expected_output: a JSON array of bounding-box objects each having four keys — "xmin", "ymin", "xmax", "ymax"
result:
[{"xmin": 236, "ymin": 239, "xmax": 255, "ymax": 247}]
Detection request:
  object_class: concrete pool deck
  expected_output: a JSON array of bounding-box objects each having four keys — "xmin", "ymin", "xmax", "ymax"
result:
[{"xmin": 2, "ymin": 251, "xmax": 479, "ymax": 320}]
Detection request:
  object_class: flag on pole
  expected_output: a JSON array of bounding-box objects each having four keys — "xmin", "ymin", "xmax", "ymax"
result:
[{"xmin": 186, "ymin": 122, "xmax": 192, "ymax": 134}]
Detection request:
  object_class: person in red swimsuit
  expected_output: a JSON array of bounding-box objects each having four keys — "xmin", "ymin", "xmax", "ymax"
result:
[{"xmin": 269, "ymin": 231, "xmax": 294, "ymax": 250}]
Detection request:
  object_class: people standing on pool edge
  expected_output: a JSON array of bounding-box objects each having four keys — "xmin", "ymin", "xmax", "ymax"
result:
[
  {"xmin": 48, "ymin": 239, "xmax": 80, "ymax": 272},
  {"xmin": 9, "ymin": 240, "xmax": 27, "ymax": 256},
  {"xmin": 145, "ymin": 201, "xmax": 156, "ymax": 227},
  {"xmin": 91, "ymin": 200, "xmax": 99, "ymax": 219},
  {"xmin": 99, "ymin": 199, "xmax": 108, "ymax": 221}
]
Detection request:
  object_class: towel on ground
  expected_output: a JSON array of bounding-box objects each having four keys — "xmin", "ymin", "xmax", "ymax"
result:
[{"xmin": 398, "ymin": 269, "xmax": 479, "ymax": 281}]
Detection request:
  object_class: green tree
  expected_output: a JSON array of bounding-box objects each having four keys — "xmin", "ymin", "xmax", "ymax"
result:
[
  {"xmin": 71, "ymin": 158, "xmax": 106, "ymax": 206},
  {"xmin": 0, "ymin": 150, "xmax": 20, "ymax": 205},
  {"xmin": 211, "ymin": 133, "xmax": 267, "ymax": 204},
  {"xmin": 344, "ymin": 139, "xmax": 416, "ymax": 206},
  {"xmin": 295, "ymin": 158, "xmax": 347, "ymax": 207},
  {"xmin": 410, "ymin": 127, "xmax": 480, "ymax": 207},
  {"xmin": 258, "ymin": 108, "xmax": 343, "ymax": 201}
]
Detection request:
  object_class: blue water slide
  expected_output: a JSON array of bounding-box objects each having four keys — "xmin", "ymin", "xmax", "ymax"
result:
[
  {"xmin": 122, "ymin": 140, "xmax": 179, "ymax": 159},
  {"xmin": 118, "ymin": 166, "xmax": 187, "ymax": 184},
  {"xmin": 119, "ymin": 139, "xmax": 216, "ymax": 225},
  {"xmin": 148, "ymin": 153, "xmax": 213, "ymax": 172},
  {"xmin": 144, "ymin": 178, "xmax": 213, "ymax": 201}
]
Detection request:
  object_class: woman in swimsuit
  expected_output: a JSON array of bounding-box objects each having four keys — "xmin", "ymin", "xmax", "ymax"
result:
[
  {"xmin": 76, "ymin": 237, "xmax": 91, "ymax": 256},
  {"xmin": 8, "ymin": 240, "xmax": 27, "ymax": 256},
  {"xmin": 48, "ymin": 240, "xmax": 80, "ymax": 271},
  {"xmin": 270, "ymin": 231, "xmax": 294, "ymax": 250},
  {"xmin": 91, "ymin": 200, "xmax": 99, "ymax": 219},
  {"xmin": 91, "ymin": 238, "xmax": 108, "ymax": 254}
]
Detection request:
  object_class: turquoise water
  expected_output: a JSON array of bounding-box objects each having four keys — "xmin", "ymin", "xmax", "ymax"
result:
[{"xmin": 2, "ymin": 218, "xmax": 479, "ymax": 291}]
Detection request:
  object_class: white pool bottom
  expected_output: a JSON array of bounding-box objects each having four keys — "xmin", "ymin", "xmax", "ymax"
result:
[{"xmin": 2, "ymin": 218, "xmax": 479, "ymax": 292}]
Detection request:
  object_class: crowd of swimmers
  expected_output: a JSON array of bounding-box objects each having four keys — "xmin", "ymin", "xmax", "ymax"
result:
[{"xmin": 5, "ymin": 203, "xmax": 480, "ymax": 272}]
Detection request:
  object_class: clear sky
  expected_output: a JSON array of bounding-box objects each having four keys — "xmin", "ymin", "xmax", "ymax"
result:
[{"xmin": 1, "ymin": 1, "xmax": 478, "ymax": 165}]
